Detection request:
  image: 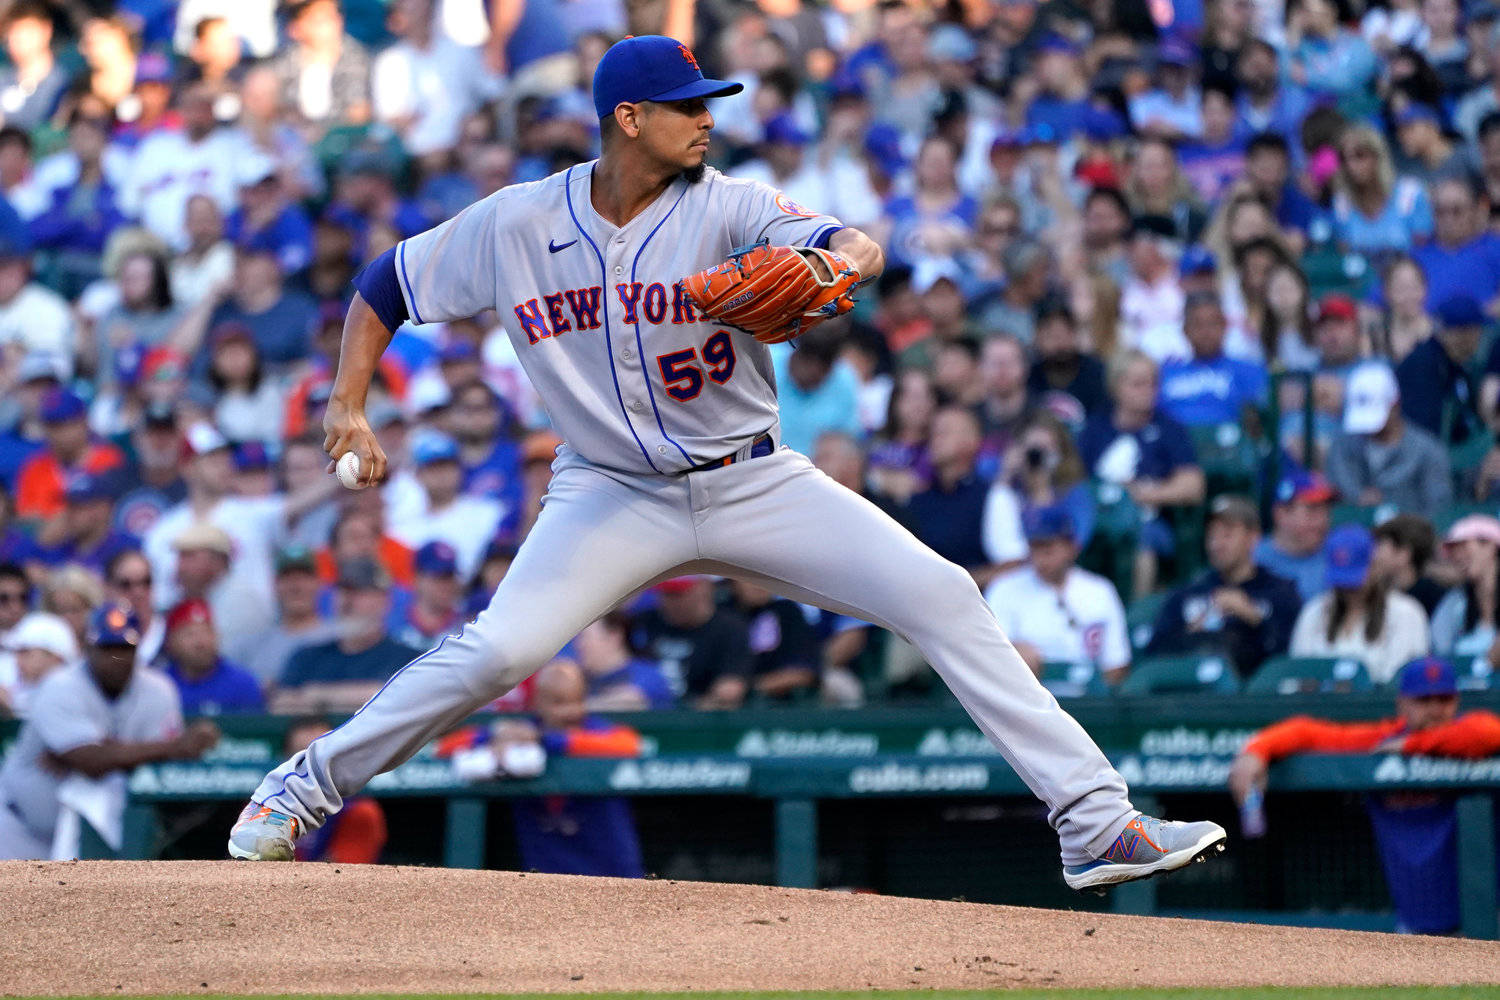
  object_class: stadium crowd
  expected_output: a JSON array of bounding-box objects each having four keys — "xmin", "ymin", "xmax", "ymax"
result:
[{"xmin": 1, "ymin": 0, "xmax": 1500, "ymax": 721}]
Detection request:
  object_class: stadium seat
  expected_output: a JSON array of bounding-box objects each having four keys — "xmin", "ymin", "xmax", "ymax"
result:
[
  {"xmin": 1080, "ymin": 481, "xmax": 1140, "ymax": 598},
  {"xmin": 1187, "ymin": 423, "xmax": 1261, "ymax": 498},
  {"xmin": 1330, "ymin": 503, "xmax": 1393, "ymax": 529},
  {"xmin": 1116, "ymin": 654, "xmax": 1240, "ymax": 696},
  {"xmin": 1246, "ymin": 655, "xmax": 1373, "ymax": 695},
  {"xmin": 1126, "ymin": 592, "xmax": 1168, "ymax": 651},
  {"xmin": 1434, "ymin": 503, "xmax": 1500, "ymax": 534},
  {"xmin": 1038, "ymin": 661, "xmax": 1112, "ymax": 698}
]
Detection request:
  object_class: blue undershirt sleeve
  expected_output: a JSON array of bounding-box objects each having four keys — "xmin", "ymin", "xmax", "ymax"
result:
[{"xmin": 352, "ymin": 246, "xmax": 410, "ymax": 333}]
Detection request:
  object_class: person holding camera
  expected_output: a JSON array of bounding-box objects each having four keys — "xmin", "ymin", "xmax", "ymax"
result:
[{"xmin": 984, "ymin": 411, "xmax": 1097, "ymax": 567}]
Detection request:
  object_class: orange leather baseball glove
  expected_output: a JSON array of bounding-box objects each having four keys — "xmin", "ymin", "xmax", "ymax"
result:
[{"xmin": 679, "ymin": 239, "xmax": 862, "ymax": 344}]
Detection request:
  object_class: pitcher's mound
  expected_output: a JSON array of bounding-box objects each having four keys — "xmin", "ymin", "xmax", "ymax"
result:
[{"xmin": 3, "ymin": 860, "xmax": 1497, "ymax": 995}]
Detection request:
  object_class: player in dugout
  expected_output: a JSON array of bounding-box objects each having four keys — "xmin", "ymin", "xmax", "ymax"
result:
[{"xmin": 1228, "ymin": 657, "xmax": 1500, "ymax": 935}]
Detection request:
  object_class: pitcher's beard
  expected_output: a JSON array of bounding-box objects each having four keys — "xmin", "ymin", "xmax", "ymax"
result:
[{"xmin": 683, "ymin": 162, "xmax": 707, "ymax": 184}]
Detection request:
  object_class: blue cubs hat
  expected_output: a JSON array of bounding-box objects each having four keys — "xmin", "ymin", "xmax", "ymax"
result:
[
  {"xmin": 1437, "ymin": 295, "xmax": 1486, "ymax": 329},
  {"xmin": 592, "ymin": 35, "xmax": 743, "ymax": 121},
  {"xmin": 87, "ymin": 602, "xmax": 142, "ymax": 648},
  {"xmin": 1398, "ymin": 656, "xmax": 1458, "ymax": 697},
  {"xmin": 1395, "ymin": 103, "xmax": 1441, "ymax": 129},
  {"xmin": 1023, "ymin": 504, "xmax": 1075, "ymax": 542},
  {"xmin": 65, "ymin": 471, "xmax": 113, "ymax": 504},
  {"xmin": 415, "ymin": 540, "xmax": 459, "ymax": 576},
  {"xmin": 41, "ymin": 388, "xmax": 87, "ymax": 423},
  {"xmin": 1179, "ymin": 245, "xmax": 1217, "ymax": 277},
  {"xmin": 411, "ymin": 429, "xmax": 461, "ymax": 466},
  {"xmin": 1324, "ymin": 524, "xmax": 1373, "ymax": 589}
]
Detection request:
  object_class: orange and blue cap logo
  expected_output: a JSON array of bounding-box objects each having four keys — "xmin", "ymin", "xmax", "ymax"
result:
[{"xmin": 678, "ymin": 44, "xmax": 699, "ymax": 71}]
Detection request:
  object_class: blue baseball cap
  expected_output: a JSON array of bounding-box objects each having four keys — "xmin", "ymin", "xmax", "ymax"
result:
[
  {"xmin": 41, "ymin": 388, "xmax": 87, "ymax": 423},
  {"xmin": 1395, "ymin": 103, "xmax": 1441, "ymax": 129},
  {"xmin": 411, "ymin": 429, "xmax": 461, "ymax": 466},
  {"xmin": 762, "ymin": 113, "xmax": 809, "ymax": 147},
  {"xmin": 1437, "ymin": 295, "xmax": 1486, "ymax": 329},
  {"xmin": 439, "ymin": 340, "xmax": 478, "ymax": 364},
  {"xmin": 65, "ymin": 471, "xmax": 114, "ymax": 504},
  {"xmin": 233, "ymin": 441, "xmax": 270, "ymax": 472},
  {"xmin": 1398, "ymin": 656, "xmax": 1458, "ymax": 697},
  {"xmin": 1179, "ymin": 245, "xmax": 1217, "ymax": 277},
  {"xmin": 415, "ymin": 540, "xmax": 459, "ymax": 576},
  {"xmin": 1274, "ymin": 469, "xmax": 1336, "ymax": 505},
  {"xmin": 1023, "ymin": 504, "xmax": 1075, "ymax": 542},
  {"xmin": 591, "ymin": 35, "xmax": 743, "ymax": 121},
  {"xmin": 87, "ymin": 602, "xmax": 142, "ymax": 648},
  {"xmin": 1324, "ymin": 524, "xmax": 1373, "ymax": 589}
]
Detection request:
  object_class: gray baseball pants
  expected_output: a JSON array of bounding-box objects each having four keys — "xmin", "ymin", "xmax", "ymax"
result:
[{"xmin": 252, "ymin": 445, "xmax": 1136, "ymax": 864}]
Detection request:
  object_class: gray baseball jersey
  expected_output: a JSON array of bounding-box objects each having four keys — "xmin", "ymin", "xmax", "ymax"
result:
[
  {"xmin": 395, "ymin": 164, "xmax": 841, "ymax": 474},
  {"xmin": 251, "ymin": 164, "xmax": 1141, "ymax": 866},
  {"xmin": 0, "ymin": 662, "xmax": 181, "ymax": 845}
]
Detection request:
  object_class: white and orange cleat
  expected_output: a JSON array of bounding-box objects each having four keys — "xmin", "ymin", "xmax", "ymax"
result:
[{"xmin": 227, "ymin": 802, "xmax": 301, "ymax": 861}]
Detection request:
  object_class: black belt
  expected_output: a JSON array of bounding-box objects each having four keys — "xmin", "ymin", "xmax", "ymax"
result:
[{"xmin": 685, "ymin": 433, "xmax": 774, "ymax": 473}]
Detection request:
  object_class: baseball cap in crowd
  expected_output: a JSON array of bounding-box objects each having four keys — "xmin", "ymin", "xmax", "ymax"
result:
[
  {"xmin": 1398, "ymin": 656, "xmax": 1458, "ymax": 697},
  {"xmin": 8, "ymin": 612, "xmax": 79, "ymax": 662},
  {"xmin": 1207, "ymin": 494, "xmax": 1260, "ymax": 530},
  {"xmin": 591, "ymin": 35, "xmax": 743, "ymax": 121},
  {"xmin": 1130, "ymin": 214, "xmax": 1179, "ymax": 242},
  {"xmin": 928, "ymin": 23, "xmax": 978, "ymax": 63},
  {"xmin": 40, "ymin": 388, "xmax": 86, "ymax": 424},
  {"xmin": 274, "ymin": 543, "xmax": 318, "ymax": 575},
  {"xmin": 1395, "ymin": 104, "xmax": 1441, "ymax": 130},
  {"xmin": 133, "ymin": 50, "xmax": 172, "ymax": 87},
  {"xmin": 1436, "ymin": 295, "xmax": 1486, "ymax": 330},
  {"xmin": 184, "ymin": 421, "xmax": 231, "ymax": 457},
  {"xmin": 171, "ymin": 521, "xmax": 234, "ymax": 557},
  {"xmin": 87, "ymin": 602, "xmax": 142, "ymax": 648},
  {"xmin": 19, "ymin": 352, "xmax": 66, "ymax": 385},
  {"xmin": 655, "ymin": 575, "xmax": 707, "ymax": 595},
  {"xmin": 1156, "ymin": 37, "xmax": 1197, "ymax": 67},
  {"xmin": 1274, "ymin": 469, "xmax": 1336, "ymax": 505},
  {"xmin": 141, "ymin": 347, "xmax": 186, "ymax": 385},
  {"xmin": 1023, "ymin": 504, "xmax": 1075, "ymax": 542},
  {"xmin": 236, "ymin": 152, "xmax": 278, "ymax": 188},
  {"xmin": 65, "ymin": 471, "xmax": 113, "ymax": 505},
  {"xmin": 367, "ymin": 399, "xmax": 405, "ymax": 431},
  {"xmin": 863, "ymin": 123, "xmax": 909, "ymax": 177},
  {"xmin": 1179, "ymin": 246, "xmax": 1217, "ymax": 277},
  {"xmin": 1343, "ymin": 362, "xmax": 1400, "ymax": 434},
  {"xmin": 439, "ymin": 341, "xmax": 479, "ymax": 364},
  {"xmin": 1314, "ymin": 293, "xmax": 1357, "ymax": 324},
  {"xmin": 1323, "ymin": 524, "xmax": 1374, "ymax": 589},
  {"xmin": 1442, "ymin": 514, "xmax": 1500, "ymax": 548},
  {"xmin": 1036, "ymin": 33, "xmax": 1081, "ymax": 55},
  {"xmin": 411, "ymin": 429, "xmax": 461, "ymax": 466},
  {"xmin": 415, "ymin": 540, "xmax": 459, "ymax": 577},
  {"xmin": 762, "ymin": 113, "xmax": 810, "ymax": 147},
  {"xmin": 1472, "ymin": 1, "xmax": 1500, "ymax": 22},
  {"xmin": 165, "ymin": 597, "xmax": 213, "ymax": 635},
  {"xmin": 233, "ymin": 441, "xmax": 271, "ymax": 472},
  {"xmin": 337, "ymin": 556, "xmax": 390, "ymax": 591}
]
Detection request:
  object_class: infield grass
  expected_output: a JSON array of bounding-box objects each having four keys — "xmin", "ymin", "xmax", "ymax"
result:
[{"xmin": 62, "ymin": 989, "xmax": 1500, "ymax": 999}]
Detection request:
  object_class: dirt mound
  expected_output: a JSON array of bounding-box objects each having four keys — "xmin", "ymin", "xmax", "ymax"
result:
[{"xmin": 2, "ymin": 861, "xmax": 1497, "ymax": 995}]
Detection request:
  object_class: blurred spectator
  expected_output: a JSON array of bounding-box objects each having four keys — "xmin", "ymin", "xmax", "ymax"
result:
[
  {"xmin": 1259, "ymin": 259, "xmax": 1318, "ymax": 371},
  {"xmin": 993, "ymin": 411, "xmax": 1095, "ymax": 552},
  {"xmin": 573, "ymin": 610, "xmax": 674, "ymax": 711},
  {"xmin": 449, "ymin": 380, "xmax": 521, "ymax": 513},
  {"xmin": 388, "ymin": 429, "xmax": 503, "ymax": 580},
  {"xmin": 244, "ymin": 544, "xmax": 337, "ymax": 687},
  {"xmin": 1119, "ymin": 214, "xmax": 1189, "ymax": 362},
  {"xmin": 1257, "ymin": 471, "xmax": 1336, "ymax": 600},
  {"xmin": 175, "ymin": 241, "xmax": 319, "ymax": 372},
  {"xmin": 15, "ymin": 390, "xmax": 124, "ymax": 521},
  {"xmin": 729, "ymin": 578, "xmax": 820, "ymax": 702},
  {"xmin": 104, "ymin": 547, "xmax": 164, "ymax": 665},
  {"xmin": 207, "ymin": 325, "xmax": 284, "ymax": 443},
  {"xmin": 1398, "ymin": 294, "xmax": 1485, "ymax": 448},
  {"xmin": 28, "ymin": 109, "xmax": 129, "ymax": 294},
  {"xmin": 867, "ymin": 368, "xmax": 934, "ymax": 506},
  {"xmin": 121, "ymin": 83, "xmax": 244, "ymax": 250},
  {"xmin": 634, "ymin": 577, "xmax": 751, "ymax": 710},
  {"xmin": 316, "ymin": 505, "xmax": 414, "ymax": 589},
  {"xmin": 984, "ymin": 504, "xmax": 1130, "ymax": 685},
  {"xmin": 224, "ymin": 155, "xmax": 314, "ymax": 276},
  {"xmin": 907, "ymin": 405, "xmax": 1003, "ymax": 587},
  {"xmin": 1430, "ymin": 515, "xmax": 1500, "ymax": 665},
  {"xmin": 1371, "ymin": 513, "xmax": 1446, "ymax": 615},
  {"xmin": 0, "ymin": 612, "xmax": 78, "ymax": 719},
  {"xmin": 986, "ymin": 240, "xmax": 1050, "ymax": 349},
  {"xmin": 1229, "ymin": 657, "xmax": 1500, "ymax": 935},
  {"xmin": 0, "ymin": 229, "xmax": 71, "ymax": 368},
  {"xmin": 1080, "ymin": 350, "xmax": 1206, "ymax": 595},
  {"xmin": 0, "ymin": 565, "xmax": 39, "ymax": 708},
  {"xmin": 0, "ymin": 3, "xmax": 72, "ymax": 132},
  {"xmin": 1331, "ymin": 123, "xmax": 1432, "ymax": 256},
  {"xmin": 184, "ymin": 15, "xmax": 247, "ymax": 88},
  {"xmin": 272, "ymin": 0, "xmax": 372, "ymax": 127},
  {"xmin": 161, "ymin": 597, "xmax": 264, "ymax": 714},
  {"xmin": 1158, "ymin": 292, "xmax": 1269, "ymax": 427},
  {"xmin": 1125, "ymin": 141, "xmax": 1204, "ymax": 244},
  {"xmin": 24, "ymin": 472, "xmax": 138, "ymax": 574},
  {"xmin": 285, "ymin": 716, "xmax": 387, "ymax": 862},
  {"xmin": 41, "ymin": 564, "xmax": 102, "ymax": 646},
  {"xmin": 1243, "ymin": 132, "xmax": 1323, "ymax": 250},
  {"xmin": 880, "ymin": 136, "xmax": 976, "ymax": 272},
  {"xmin": 1285, "ymin": 0, "xmax": 1379, "ymax": 110},
  {"xmin": 1147, "ymin": 495, "xmax": 1302, "ymax": 675},
  {"xmin": 0, "ymin": 602, "xmax": 217, "ymax": 861},
  {"xmin": 75, "ymin": 17, "xmax": 139, "ymax": 117},
  {"xmin": 109, "ymin": 402, "xmax": 186, "ymax": 537},
  {"xmin": 731, "ymin": 113, "xmax": 881, "ymax": 231},
  {"xmin": 772, "ymin": 332, "xmax": 862, "ymax": 457},
  {"xmin": 1289, "ymin": 525, "xmax": 1431, "ymax": 682},
  {"xmin": 1326, "ymin": 362, "xmax": 1451, "ymax": 516},
  {"xmin": 1409, "ymin": 175, "xmax": 1500, "ymax": 312},
  {"xmin": 1128, "ymin": 39, "xmax": 1203, "ymax": 141},
  {"xmin": 1392, "ymin": 104, "xmax": 1465, "ymax": 184},
  {"xmin": 170, "ymin": 195, "xmax": 235, "ymax": 307},
  {"xmin": 273, "ymin": 557, "xmax": 422, "ymax": 712},
  {"xmin": 174, "ymin": 0, "xmax": 277, "ymax": 62},
  {"xmin": 974, "ymin": 334, "xmax": 1037, "ymax": 476},
  {"xmin": 89, "ymin": 235, "xmax": 181, "ymax": 383},
  {"xmin": 373, "ymin": 0, "xmax": 503, "ymax": 163},
  {"xmin": 1453, "ymin": 22, "xmax": 1500, "ymax": 140},
  {"xmin": 1027, "ymin": 299, "xmax": 1107, "ymax": 420},
  {"xmin": 1376, "ymin": 256, "xmax": 1435, "ymax": 363},
  {"xmin": 1480, "ymin": 112, "xmax": 1500, "ymax": 212},
  {"xmin": 393, "ymin": 541, "xmax": 465, "ymax": 649}
]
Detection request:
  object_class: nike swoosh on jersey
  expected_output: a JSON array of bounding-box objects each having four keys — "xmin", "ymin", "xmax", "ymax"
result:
[{"xmin": 548, "ymin": 239, "xmax": 578, "ymax": 253}]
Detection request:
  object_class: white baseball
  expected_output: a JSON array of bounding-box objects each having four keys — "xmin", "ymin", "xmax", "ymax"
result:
[{"xmin": 335, "ymin": 451, "xmax": 368, "ymax": 490}]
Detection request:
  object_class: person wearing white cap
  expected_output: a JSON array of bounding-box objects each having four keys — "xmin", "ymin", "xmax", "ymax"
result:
[
  {"xmin": 1325, "ymin": 361, "xmax": 1451, "ymax": 518},
  {"xmin": 1430, "ymin": 515, "xmax": 1500, "ymax": 667},
  {"xmin": 0, "ymin": 612, "xmax": 78, "ymax": 718}
]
